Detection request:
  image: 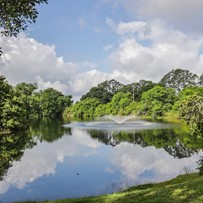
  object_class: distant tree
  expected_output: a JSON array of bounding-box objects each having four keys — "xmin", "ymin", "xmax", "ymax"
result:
[
  {"xmin": 81, "ymin": 79, "xmax": 123, "ymax": 104},
  {"xmin": 40, "ymin": 88, "xmax": 73, "ymax": 118},
  {"xmin": 2, "ymin": 95, "xmax": 29, "ymax": 131},
  {"xmin": 178, "ymin": 94, "xmax": 203, "ymax": 134},
  {"xmin": 121, "ymin": 80, "xmax": 156, "ymax": 101},
  {"xmin": 105, "ymin": 92, "xmax": 133, "ymax": 115},
  {"xmin": 95, "ymin": 104, "xmax": 107, "ymax": 117},
  {"xmin": 159, "ymin": 69, "xmax": 198, "ymax": 92},
  {"xmin": 0, "ymin": 75, "xmax": 12, "ymax": 131},
  {"xmin": 140, "ymin": 86, "xmax": 176, "ymax": 118},
  {"xmin": 173, "ymin": 86, "xmax": 203, "ymax": 114},
  {"xmin": 0, "ymin": 0, "xmax": 48, "ymax": 55},
  {"xmin": 1, "ymin": 82, "xmax": 39, "ymax": 131},
  {"xmin": 14, "ymin": 82, "xmax": 41, "ymax": 119},
  {"xmin": 178, "ymin": 86, "xmax": 203, "ymax": 99},
  {"xmin": 71, "ymin": 98, "xmax": 101, "ymax": 118},
  {"xmin": 98, "ymin": 79, "xmax": 123, "ymax": 94}
]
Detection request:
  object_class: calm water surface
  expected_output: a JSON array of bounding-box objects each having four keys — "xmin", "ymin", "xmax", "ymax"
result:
[{"xmin": 0, "ymin": 118, "xmax": 202, "ymax": 202}]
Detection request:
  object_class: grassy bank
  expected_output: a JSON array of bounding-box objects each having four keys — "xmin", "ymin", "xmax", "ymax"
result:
[{"xmin": 25, "ymin": 173, "xmax": 203, "ymax": 203}]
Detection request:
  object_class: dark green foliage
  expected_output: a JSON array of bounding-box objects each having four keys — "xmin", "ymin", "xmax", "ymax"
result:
[
  {"xmin": 81, "ymin": 86, "xmax": 112, "ymax": 104},
  {"xmin": 0, "ymin": 76, "xmax": 72, "ymax": 132},
  {"xmin": 177, "ymin": 86, "xmax": 203, "ymax": 99},
  {"xmin": 2, "ymin": 95, "xmax": 29, "ymax": 131},
  {"xmin": 121, "ymin": 80, "xmax": 156, "ymax": 101},
  {"xmin": 29, "ymin": 119, "xmax": 70, "ymax": 143},
  {"xmin": 105, "ymin": 92, "xmax": 134, "ymax": 115},
  {"xmin": 94, "ymin": 104, "xmax": 107, "ymax": 117},
  {"xmin": 159, "ymin": 68, "xmax": 199, "ymax": 92},
  {"xmin": 0, "ymin": 0, "xmax": 48, "ymax": 55},
  {"xmin": 40, "ymin": 88, "xmax": 73, "ymax": 118},
  {"xmin": 1, "ymin": 82, "xmax": 40, "ymax": 131},
  {"xmin": 178, "ymin": 94, "xmax": 203, "ymax": 134},
  {"xmin": 0, "ymin": 75, "xmax": 12, "ymax": 131},
  {"xmin": 0, "ymin": 0, "xmax": 48, "ymax": 37},
  {"xmin": 70, "ymin": 98, "xmax": 101, "ymax": 119},
  {"xmin": 15, "ymin": 82, "xmax": 39, "ymax": 119},
  {"xmin": 81, "ymin": 79, "xmax": 123, "ymax": 104},
  {"xmin": 173, "ymin": 86, "xmax": 203, "ymax": 118},
  {"xmin": 139, "ymin": 85, "xmax": 176, "ymax": 118}
]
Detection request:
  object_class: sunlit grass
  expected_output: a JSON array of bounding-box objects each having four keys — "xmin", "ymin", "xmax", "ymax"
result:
[{"xmin": 21, "ymin": 173, "xmax": 203, "ymax": 203}]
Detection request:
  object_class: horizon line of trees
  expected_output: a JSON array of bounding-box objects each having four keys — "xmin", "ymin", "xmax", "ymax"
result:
[{"xmin": 0, "ymin": 68, "xmax": 202, "ymax": 133}]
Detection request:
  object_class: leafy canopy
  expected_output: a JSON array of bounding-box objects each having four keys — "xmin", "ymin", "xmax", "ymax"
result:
[
  {"xmin": 0, "ymin": 0, "xmax": 48, "ymax": 55},
  {"xmin": 0, "ymin": 0, "xmax": 48, "ymax": 37},
  {"xmin": 159, "ymin": 69, "xmax": 199, "ymax": 92},
  {"xmin": 81, "ymin": 79, "xmax": 123, "ymax": 104}
]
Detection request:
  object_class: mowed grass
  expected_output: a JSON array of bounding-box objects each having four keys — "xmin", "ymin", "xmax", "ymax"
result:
[{"xmin": 23, "ymin": 173, "xmax": 203, "ymax": 203}]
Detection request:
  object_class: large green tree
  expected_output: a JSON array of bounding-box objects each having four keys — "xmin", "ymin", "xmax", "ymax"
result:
[
  {"xmin": 15, "ymin": 82, "xmax": 39, "ymax": 119},
  {"xmin": 105, "ymin": 92, "xmax": 133, "ymax": 115},
  {"xmin": 0, "ymin": 0, "xmax": 48, "ymax": 55},
  {"xmin": 140, "ymin": 85, "xmax": 176, "ymax": 118},
  {"xmin": 81, "ymin": 79, "xmax": 123, "ymax": 104},
  {"xmin": 2, "ymin": 95, "xmax": 29, "ymax": 131},
  {"xmin": 40, "ymin": 88, "xmax": 73, "ymax": 118},
  {"xmin": 70, "ymin": 98, "xmax": 101, "ymax": 119},
  {"xmin": 159, "ymin": 69, "xmax": 199, "ymax": 92},
  {"xmin": 120, "ymin": 80, "xmax": 156, "ymax": 101},
  {"xmin": 178, "ymin": 94, "xmax": 203, "ymax": 134},
  {"xmin": 0, "ymin": 75, "xmax": 12, "ymax": 131}
]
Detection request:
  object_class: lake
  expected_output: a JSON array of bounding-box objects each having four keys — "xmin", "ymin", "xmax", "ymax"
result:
[{"xmin": 0, "ymin": 118, "xmax": 202, "ymax": 202}]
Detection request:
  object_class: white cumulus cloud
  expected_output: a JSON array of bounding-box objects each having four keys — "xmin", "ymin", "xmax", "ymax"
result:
[{"xmin": 109, "ymin": 20, "xmax": 203, "ymax": 82}]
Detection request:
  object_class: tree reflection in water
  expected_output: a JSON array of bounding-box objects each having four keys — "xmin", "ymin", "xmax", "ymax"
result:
[
  {"xmin": 0, "ymin": 132, "xmax": 36, "ymax": 180},
  {"xmin": 0, "ymin": 119, "xmax": 71, "ymax": 181},
  {"xmin": 0, "ymin": 119, "xmax": 202, "ymax": 202},
  {"xmin": 88, "ymin": 126, "xmax": 203, "ymax": 159}
]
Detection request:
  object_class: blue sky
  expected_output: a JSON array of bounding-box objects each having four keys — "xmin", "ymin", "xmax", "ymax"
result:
[{"xmin": 1, "ymin": 0, "xmax": 203, "ymax": 100}]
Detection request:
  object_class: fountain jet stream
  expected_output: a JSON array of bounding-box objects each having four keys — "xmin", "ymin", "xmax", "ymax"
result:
[{"xmin": 105, "ymin": 115, "xmax": 137, "ymax": 125}]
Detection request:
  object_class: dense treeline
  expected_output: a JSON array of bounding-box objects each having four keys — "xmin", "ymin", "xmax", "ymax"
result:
[
  {"xmin": 65, "ymin": 68, "xmax": 203, "ymax": 134},
  {"xmin": 0, "ymin": 76, "xmax": 72, "ymax": 132},
  {"xmin": 0, "ymin": 68, "xmax": 202, "ymax": 133}
]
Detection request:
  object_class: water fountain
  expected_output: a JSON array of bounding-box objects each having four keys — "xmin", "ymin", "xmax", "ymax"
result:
[
  {"xmin": 105, "ymin": 115, "xmax": 136, "ymax": 125},
  {"xmin": 64, "ymin": 115, "xmax": 170, "ymax": 131}
]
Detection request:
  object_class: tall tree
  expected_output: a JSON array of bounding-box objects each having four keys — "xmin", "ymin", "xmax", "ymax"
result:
[
  {"xmin": 178, "ymin": 94, "xmax": 203, "ymax": 135},
  {"xmin": 159, "ymin": 69, "xmax": 198, "ymax": 92},
  {"xmin": 140, "ymin": 85, "xmax": 176, "ymax": 118},
  {"xmin": 0, "ymin": 0, "xmax": 48, "ymax": 55},
  {"xmin": 15, "ymin": 82, "xmax": 39, "ymax": 119},
  {"xmin": 121, "ymin": 80, "xmax": 156, "ymax": 101},
  {"xmin": 105, "ymin": 92, "xmax": 133, "ymax": 115},
  {"xmin": 81, "ymin": 79, "xmax": 123, "ymax": 104},
  {"xmin": 40, "ymin": 88, "xmax": 73, "ymax": 118},
  {"xmin": 0, "ymin": 75, "xmax": 12, "ymax": 131},
  {"xmin": 70, "ymin": 98, "xmax": 101, "ymax": 119}
]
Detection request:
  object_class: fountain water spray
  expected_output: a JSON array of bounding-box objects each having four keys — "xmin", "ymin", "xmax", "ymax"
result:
[{"xmin": 105, "ymin": 115, "xmax": 137, "ymax": 125}]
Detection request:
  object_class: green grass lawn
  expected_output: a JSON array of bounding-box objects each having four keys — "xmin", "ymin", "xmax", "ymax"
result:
[{"xmin": 24, "ymin": 173, "xmax": 203, "ymax": 203}]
